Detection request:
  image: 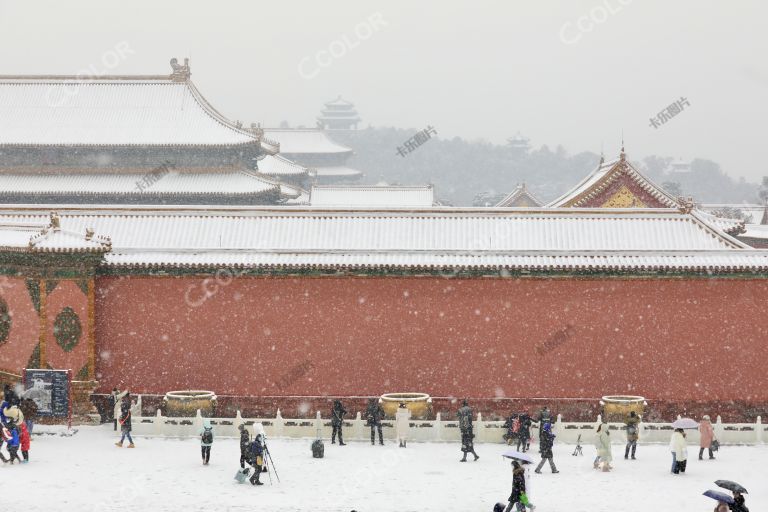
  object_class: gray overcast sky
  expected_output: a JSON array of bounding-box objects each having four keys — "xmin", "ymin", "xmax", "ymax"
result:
[{"xmin": 1, "ymin": 0, "xmax": 766, "ymax": 181}]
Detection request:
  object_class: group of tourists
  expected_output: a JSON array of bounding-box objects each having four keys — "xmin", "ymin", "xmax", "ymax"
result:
[
  {"xmin": 330, "ymin": 398, "xmax": 413, "ymax": 448},
  {"xmin": 0, "ymin": 384, "xmax": 35, "ymax": 465}
]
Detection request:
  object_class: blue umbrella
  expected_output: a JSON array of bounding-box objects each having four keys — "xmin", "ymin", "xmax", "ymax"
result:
[
  {"xmin": 703, "ymin": 490, "xmax": 735, "ymax": 505},
  {"xmin": 502, "ymin": 450, "xmax": 534, "ymax": 464}
]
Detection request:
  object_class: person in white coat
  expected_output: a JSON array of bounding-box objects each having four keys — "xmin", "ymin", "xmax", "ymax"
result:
[
  {"xmin": 593, "ymin": 421, "xmax": 613, "ymax": 471},
  {"xmin": 112, "ymin": 389, "xmax": 128, "ymax": 431},
  {"xmin": 669, "ymin": 428, "xmax": 688, "ymax": 474},
  {"xmin": 395, "ymin": 403, "xmax": 411, "ymax": 448}
]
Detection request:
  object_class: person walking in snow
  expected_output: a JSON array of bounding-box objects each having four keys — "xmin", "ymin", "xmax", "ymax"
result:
[
  {"xmin": 669, "ymin": 428, "xmax": 687, "ymax": 474},
  {"xmin": 504, "ymin": 460, "xmax": 534, "ymax": 512},
  {"xmin": 199, "ymin": 418, "xmax": 214, "ymax": 465},
  {"xmin": 238, "ymin": 423, "xmax": 251, "ymax": 469},
  {"xmin": 593, "ymin": 421, "xmax": 613, "ymax": 471},
  {"xmin": 395, "ymin": 402, "xmax": 411, "ymax": 448},
  {"xmin": 4, "ymin": 420, "xmax": 21, "ymax": 464},
  {"xmin": 624, "ymin": 411, "xmax": 639, "ymax": 460},
  {"xmin": 19, "ymin": 421, "xmax": 30, "ymax": 463},
  {"xmin": 112, "ymin": 388, "xmax": 128, "ymax": 432},
  {"xmin": 247, "ymin": 423, "xmax": 267, "ymax": 486},
  {"xmin": 535, "ymin": 406, "xmax": 552, "ymax": 444},
  {"xmin": 331, "ymin": 399, "xmax": 347, "ymax": 445},
  {"xmin": 698, "ymin": 415, "xmax": 715, "ymax": 460},
  {"xmin": 115, "ymin": 399, "xmax": 134, "ymax": 448},
  {"xmin": 517, "ymin": 414, "xmax": 532, "ymax": 452},
  {"xmin": 730, "ymin": 491, "xmax": 749, "ymax": 512},
  {"xmin": 365, "ymin": 398, "xmax": 385, "ymax": 446},
  {"xmin": 458, "ymin": 400, "xmax": 479, "ymax": 462},
  {"xmin": 534, "ymin": 423, "xmax": 558, "ymax": 474}
]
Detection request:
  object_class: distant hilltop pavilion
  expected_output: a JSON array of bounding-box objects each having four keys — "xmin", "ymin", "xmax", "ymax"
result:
[{"xmin": 316, "ymin": 96, "xmax": 361, "ymax": 130}]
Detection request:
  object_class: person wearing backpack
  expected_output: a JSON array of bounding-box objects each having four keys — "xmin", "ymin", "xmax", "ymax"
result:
[
  {"xmin": 247, "ymin": 423, "xmax": 266, "ymax": 486},
  {"xmin": 115, "ymin": 398, "xmax": 134, "ymax": 448},
  {"xmin": 457, "ymin": 400, "xmax": 479, "ymax": 462},
  {"xmin": 365, "ymin": 398, "xmax": 385, "ymax": 446},
  {"xmin": 238, "ymin": 423, "xmax": 251, "ymax": 469},
  {"xmin": 624, "ymin": 411, "xmax": 639, "ymax": 460},
  {"xmin": 199, "ymin": 418, "xmax": 214, "ymax": 465}
]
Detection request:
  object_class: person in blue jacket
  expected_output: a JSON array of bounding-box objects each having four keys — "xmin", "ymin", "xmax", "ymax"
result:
[{"xmin": 5, "ymin": 420, "xmax": 21, "ymax": 464}]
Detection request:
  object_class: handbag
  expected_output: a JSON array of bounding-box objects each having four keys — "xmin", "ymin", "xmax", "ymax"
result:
[{"xmin": 711, "ymin": 439, "xmax": 720, "ymax": 452}]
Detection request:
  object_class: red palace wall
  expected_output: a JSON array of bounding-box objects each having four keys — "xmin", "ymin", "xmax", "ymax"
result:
[
  {"xmin": 94, "ymin": 275, "xmax": 768, "ymax": 407},
  {"xmin": 0, "ymin": 277, "xmax": 39, "ymax": 371}
]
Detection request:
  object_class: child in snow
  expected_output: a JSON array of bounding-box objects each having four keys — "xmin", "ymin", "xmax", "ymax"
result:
[
  {"xmin": 395, "ymin": 402, "xmax": 411, "ymax": 448},
  {"xmin": 5, "ymin": 420, "xmax": 21, "ymax": 464},
  {"xmin": 115, "ymin": 400, "xmax": 134, "ymax": 448},
  {"xmin": 19, "ymin": 421, "xmax": 30, "ymax": 463},
  {"xmin": 534, "ymin": 423, "xmax": 558, "ymax": 474},
  {"xmin": 199, "ymin": 419, "xmax": 213, "ymax": 465}
]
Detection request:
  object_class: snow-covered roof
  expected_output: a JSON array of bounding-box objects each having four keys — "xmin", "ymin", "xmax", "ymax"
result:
[
  {"xmin": 314, "ymin": 166, "xmax": 363, "ymax": 178},
  {"xmin": 0, "ymin": 215, "xmax": 110, "ymax": 253},
  {"xmin": 264, "ymin": 129, "xmax": 352, "ymax": 155},
  {"xmin": 0, "ymin": 205, "xmax": 765, "ymax": 272},
  {"xmin": 741, "ymin": 224, "xmax": 768, "ymax": 240},
  {"xmin": 309, "ymin": 185, "xmax": 434, "ymax": 207},
  {"xmin": 548, "ymin": 153, "xmax": 678, "ymax": 208},
  {"xmin": 0, "ymin": 76, "xmax": 260, "ymax": 147},
  {"xmin": 257, "ymin": 155, "xmax": 310, "ymax": 177},
  {"xmin": 0, "ymin": 170, "xmax": 280, "ymax": 197},
  {"xmin": 496, "ymin": 184, "xmax": 542, "ymax": 208}
]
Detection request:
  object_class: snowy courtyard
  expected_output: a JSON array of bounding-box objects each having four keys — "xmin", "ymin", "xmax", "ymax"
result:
[{"xmin": 14, "ymin": 426, "xmax": 766, "ymax": 511}]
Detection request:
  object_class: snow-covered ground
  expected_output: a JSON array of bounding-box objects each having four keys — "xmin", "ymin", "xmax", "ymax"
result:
[{"xmin": 13, "ymin": 425, "xmax": 766, "ymax": 512}]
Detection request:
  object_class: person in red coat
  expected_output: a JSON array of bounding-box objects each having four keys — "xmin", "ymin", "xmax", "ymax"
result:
[
  {"xmin": 19, "ymin": 422, "xmax": 30, "ymax": 463},
  {"xmin": 698, "ymin": 415, "xmax": 715, "ymax": 460}
]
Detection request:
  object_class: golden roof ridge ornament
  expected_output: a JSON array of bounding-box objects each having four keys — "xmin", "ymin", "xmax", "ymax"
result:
[
  {"xmin": 677, "ymin": 196, "xmax": 695, "ymax": 214},
  {"xmin": 170, "ymin": 57, "xmax": 191, "ymax": 82}
]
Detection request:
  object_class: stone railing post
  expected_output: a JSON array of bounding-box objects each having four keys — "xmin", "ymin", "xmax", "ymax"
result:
[
  {"xmin": 193, "ymin": 409, "xmax": 203, "ymax": 437},
  {"xmin": 756, "ymin": 416, "xmax": 762, "ymax": 444},
  {"xmin": 154, "ymin": 409, "xmax": 164, "ymax": 437},
  {"xmin": 555, "ymin": 413, "xmax": 563, "ymax": 439},
  {"xmin": 715, "ymin": 415, "xmax": 724, "ymax": 441},
  {"xmin": 315, "ymin": 410, "xmax": 323, "ymax": 439},
  {"xmin": 274, "ymin": 409, "xmax": 284, "ymax": 438},
  {"xmin": 476, "ymin": 412, "xmax": 485, "ymax": 442},
  {"xmin": 234, "ymin": 410, "xmax": 244, "ymax": 433},
  {"xmin": 435, "ymin": 412, "xmax": 443, "ymax": 442},
  {"xmin": 354, "ymin": 411, "xmax": 364, "ymax": 441}
]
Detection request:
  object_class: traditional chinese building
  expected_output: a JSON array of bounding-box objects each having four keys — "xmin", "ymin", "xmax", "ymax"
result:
[
  {"xmin": 316, "ymin": 96, "xmax": 361, "ymax": 130},
  {"xmin": 262, "ymin": 128, "xmax": 363, "ymax": 184},
  {"xmin": 308, "ymin": 185, "xmax": 435, "ymax": 207},
  {"xmin": 495, "ymin": 183, "xmax": 542, "ymax": 207},
  {"xmin": 2, "ymin": 203, "xmax": 768, "ymax": 420},
  {"xmin": 0, "ymin": 60, "xmax": 301, "ymax": 205}
]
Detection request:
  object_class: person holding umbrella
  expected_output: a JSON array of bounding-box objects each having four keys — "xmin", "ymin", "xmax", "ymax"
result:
[
  {"xmin": 714, "ymin": 480, "xmax": 749, "ymax": 512},
  {"xmin": 699, "ymin": 415, "xmax": 716, "ymax": 460},
  {"xmin": 501, "ymin": 450, "xmax": 536, "ymax": 511}
]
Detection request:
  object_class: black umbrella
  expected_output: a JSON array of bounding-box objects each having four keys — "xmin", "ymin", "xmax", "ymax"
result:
[
  {"xmin": 715, "ymin": 480, "xmax": 748, "ymax": 494},
  {"xmin": 703, "ymin": 490, "xmax": 735, "ymax": 505}
]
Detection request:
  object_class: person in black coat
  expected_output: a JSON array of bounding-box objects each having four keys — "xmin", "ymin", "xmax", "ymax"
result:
[
  {"xmin": 365, "ymin": 398, "xmax": 385, "ymax": 446},
  {"xmin": 457, "ymin": 400, "xmax": 479, "ymax": 462},
  {"xmin": 517, "ymin": 414, "xmax": 532, "ymax": 452},
  {"xmin": 535, "ymin": 406, "xmax": 552, "ymax": 443},
  {"xmin": 238, "ymin": 424, "xmax": 251, "ymax": 468},
  {"xmin": 730, "ymin": 491, "xmax": 749, "ymax": 512},
  {"xmin": 534, "ymin": 422, "xmax": 558, "ymax": 473},
  {"xmin": 115, "ymin": 398, "xmax": 134, "ymax": 448},
  {"xmin": 504, "ymin": 460, "xmax": 527, "ymax": 512},
  {"xmin": 3, "ymin": 384, "xmax": 19, "ymax": 407},
  {"xmin": 331, "ymin": 400, "xmax": 347, "ymax": 445}
]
